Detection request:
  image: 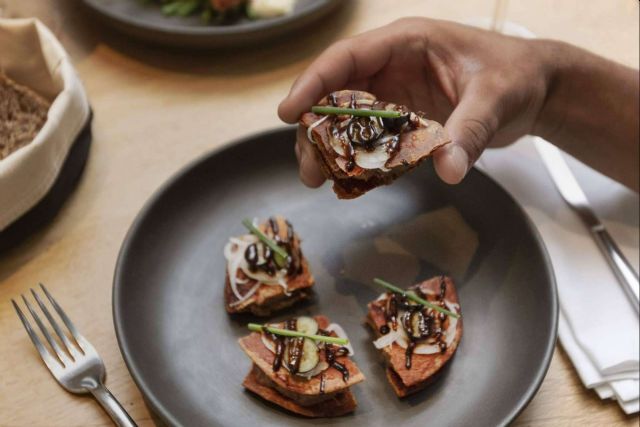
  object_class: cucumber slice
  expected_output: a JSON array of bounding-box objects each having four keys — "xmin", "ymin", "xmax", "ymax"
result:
[
  {"xmin": 298, "ymin": 338, "xmax": 320, "ymax": 373},
  {"xmin": 295, "ymin": 316, "xmax": 318, "ymax": 335},
  {"xmin": 283, "ymin": 338, "xmax": 320, "ymax": 374}
]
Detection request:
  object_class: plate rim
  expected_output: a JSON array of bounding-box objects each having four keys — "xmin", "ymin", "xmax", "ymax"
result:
[
  {"xmin": 82, "ymin": 0, "xmax": 341, "ymax": 37},
  {"xmin": 112, "ymin": 126, "xmax": 558, "ymax": 427}
]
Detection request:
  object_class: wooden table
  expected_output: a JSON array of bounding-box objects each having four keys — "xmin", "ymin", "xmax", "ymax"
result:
[{"xmin": 1, "ymin": 1, "xmax": 638, "ymax": 425}]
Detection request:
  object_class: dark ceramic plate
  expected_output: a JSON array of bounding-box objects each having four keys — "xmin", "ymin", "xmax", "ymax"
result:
[
  {"xmin": 0, "ymin": 112, "xmax": 92, "ymax": 252},
  {"xmin": 113, "ymin": 127, "xmax": 557, "ymax": 427},
  {"xmin": 82, "ymin": 0, "xmax": 342, "ymax": 48}
]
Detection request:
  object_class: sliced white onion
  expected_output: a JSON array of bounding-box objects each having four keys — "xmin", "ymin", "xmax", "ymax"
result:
[
  {"xmin": 306, "ymin": 115, "xmax": 329, "ymax": 145},
  {"xmin": 354, "ymin": 138, "xmax": 391, "ymax": 170},
  {"xmin": 375, "ymin": 292, "xmax": 389, "ymax": 301},
  {"xmin": 326, "ymin": 323, "xmax": 355, "ymax": 356},
  {"xmin": 329, "ymin": 130, "xmax": 347, "ymax": 156},
  {"xmin": 223, "ymin": 233, "xmax": 290, "ymax": 303},
  {"xmin": 228, "ymin": 282, "xmax": 261, "ymax": 307},
  {"xmin": 227, "ymin": 249, "xmax": 245, "ymax": 302},
  {"xmin": 373, "ymin": 329, "xmax": 401, "ymax": 349},
  {"xmin": 277, "ymin": 277, "xmax": 291, "ymax": 296},
  {"xmin": 442, "ymin": 300, "xmax": 459, "ymax": 348},
  {"xmin": 260, "ymin": 332, "xmax": 276, "ymax": 352}
]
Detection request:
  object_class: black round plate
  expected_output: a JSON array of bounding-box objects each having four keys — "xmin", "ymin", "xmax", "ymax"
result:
[
  {"xmin": 82, "ymin": 0, "xmax": 342, "ymax": 48},
  {"xmin": 114, "ymin": 127, "xmax": 557, "ymax": 427}
]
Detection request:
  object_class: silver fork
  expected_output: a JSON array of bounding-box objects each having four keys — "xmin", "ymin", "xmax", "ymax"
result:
[{"xmin": 12, "ymin": 284, "xmax": 137, "ymax": 427}]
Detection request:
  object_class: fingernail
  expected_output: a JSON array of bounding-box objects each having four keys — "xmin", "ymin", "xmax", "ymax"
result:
[
  {"xmin": 435, "ymin": 144, "xmax": 469, "ymax": 184},
  {"xmin": 449, "ymin": 144, "xmax": 469, "ymax": 178}
]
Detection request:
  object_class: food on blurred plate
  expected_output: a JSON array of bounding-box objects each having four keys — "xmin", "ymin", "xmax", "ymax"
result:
[
  {"xmin": 153, "ymin": 0, "xmax": 296, "ymax": 23},
  {"xmin": 367, "ymin": 277, "xmax": 462, "ymax": 397},
  {"xmin": 300, "ymin": 90, "xmax": 450, "ymax": 199},
  {"xmin": 224, "ymin": 216, "xmax": 314, "ymax": 316},
  {"xmin": 239, "ymin": 315, "xmax": 365, "ymax": 417},
  {"xmin": 0, "ymin": 74, "xmax": 50, "ymax": 161}
]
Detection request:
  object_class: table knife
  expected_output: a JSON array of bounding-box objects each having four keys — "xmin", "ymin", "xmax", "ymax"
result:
[{"xmin": 534, "ymin": 138, "xmax": 639, "ymax": 313}]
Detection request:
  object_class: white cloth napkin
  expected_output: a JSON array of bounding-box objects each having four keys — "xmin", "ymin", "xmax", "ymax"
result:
[
  {"xmin": 0, "ymin": 18, "xmax": 90, "ymax": 231},
  {"xmin": 476, "ymin": 136, "xmax": 640, "ymax": 414}
]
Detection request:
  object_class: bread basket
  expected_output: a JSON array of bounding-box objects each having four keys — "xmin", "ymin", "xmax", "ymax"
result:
[{"xmin": 0, "ymin": 18, "xmax": 91, "ymax": 248}]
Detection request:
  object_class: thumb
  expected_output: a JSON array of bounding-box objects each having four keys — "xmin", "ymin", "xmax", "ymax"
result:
[{"xmin": 433, "ymin": 85, "xmax": 501, "ymax": 184}]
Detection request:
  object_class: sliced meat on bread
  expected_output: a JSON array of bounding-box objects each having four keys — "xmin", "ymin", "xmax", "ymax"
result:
[
  {"xmin": 367, "ymin": 276, "xmax": 462, "ymax": 397},
  {"xmin": 239, "ymin": 315, "xmax": 364, "ymax": 417},
  {"xmin": 300, "ymin": 90, "xmax": 449, "ymax": 199},
  {"xmin": 224, "ymin": 216, "xmax": 314, "ymax": 316}
]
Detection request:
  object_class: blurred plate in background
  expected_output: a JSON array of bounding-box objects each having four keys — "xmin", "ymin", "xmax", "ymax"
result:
[{"xmin": 82, "ymin": 0, "xmax": 342, "ymax": 48}]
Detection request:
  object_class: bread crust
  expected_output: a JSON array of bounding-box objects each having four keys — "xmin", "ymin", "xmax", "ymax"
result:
[
  {"xmin": 239, "ymin": 315, "xmax": 364, "ymax": 416},
  {"xmin": 243, "ymin": 365, "xmax": 358, "ymax": 417}
]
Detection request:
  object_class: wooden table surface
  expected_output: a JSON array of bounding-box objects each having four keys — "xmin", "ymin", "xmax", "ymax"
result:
[{"xmin": 0, "ymin": 1, "xmax": 638, "ymax": 425}]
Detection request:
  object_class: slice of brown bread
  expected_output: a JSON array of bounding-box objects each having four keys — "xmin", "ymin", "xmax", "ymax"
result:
[{"xmin": 0, "ymin": 74, "xmax": 50, "ymax": 161}]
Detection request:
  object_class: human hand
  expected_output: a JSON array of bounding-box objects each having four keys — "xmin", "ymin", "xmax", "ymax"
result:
[{"xmin": 279, "ymin": 17, "xmax": 555, "ymax": 187}]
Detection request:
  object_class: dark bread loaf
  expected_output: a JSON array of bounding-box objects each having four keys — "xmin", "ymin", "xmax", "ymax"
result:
[{"xmin": 0, "ymin": 74, "xmax": 50, "ymax": 160}]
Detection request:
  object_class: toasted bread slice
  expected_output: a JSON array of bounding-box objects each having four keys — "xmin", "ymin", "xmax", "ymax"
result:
[
  {"xmin": 239, "ymin": 315, "xmax": 364, "ymax": 415},
  {"xmin": 300, "ymin": 90, "xmax": 449, "ymax": 199},
  {"xmin": 224, "ymin": 216, "xmax": 314, "ymax": 316},
  {"xmin": 243, "ymin": 365, "xmax": 358, "ymax": 418},
  {"xmin": 367, "ymin": 276, "xmax": 463, "ymax": 397}
]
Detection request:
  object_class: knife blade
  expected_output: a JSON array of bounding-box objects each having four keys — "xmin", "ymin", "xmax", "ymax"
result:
[{"xmin": 534, "ymin": 137, "xmax": 639, "ymax": 313}]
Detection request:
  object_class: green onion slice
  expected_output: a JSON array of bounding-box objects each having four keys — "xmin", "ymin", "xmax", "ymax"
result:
[
  {"xmin": 374, "ymin": 278, "xmax": 460, "ymax": 319},
  {"xmin": 248, "ymin": 323, "xmax": 349, "ymax": 345}
]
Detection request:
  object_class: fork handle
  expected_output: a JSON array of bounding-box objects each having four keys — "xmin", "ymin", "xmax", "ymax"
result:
[{"xmin": 87, "ymin": 381, "xmax": 138, "ymax": 427}]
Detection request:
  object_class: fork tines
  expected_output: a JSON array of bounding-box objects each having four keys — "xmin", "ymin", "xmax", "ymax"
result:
[{"xmin": 12, "ymin": 284, "xmax": 84, "ymax": 372}]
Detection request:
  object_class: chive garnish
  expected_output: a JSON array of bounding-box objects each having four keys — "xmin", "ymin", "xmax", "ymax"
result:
[
  {"xmin": 242, "ymin": 218, "xmax": 288, "ymax": 266},
  {"xmin": 311, "ymin": 106, "xmax": 403, "ymax": 118},
  {"xmin": 248, "ymin": 323, "xmax": 349, "ymax": 345},
  {"xmin": 373, "ymin": 278, "xmax": 460, "ymax": 319}
]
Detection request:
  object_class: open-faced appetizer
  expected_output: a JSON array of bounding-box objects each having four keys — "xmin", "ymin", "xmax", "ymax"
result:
[
  {"xmin": 300, "ymin": 90, "xmax": 450, "ymax": 199},
  {"xmin": 224, "ymin": 216, "xmax": 314, "ymax": 316},
  {"xmin": 239, "ymin": 315, "xmax": 365, "ymax": 417},
  {"xmin": 367, "ymin": 277, "xmax": 462, "ymax": 397}
]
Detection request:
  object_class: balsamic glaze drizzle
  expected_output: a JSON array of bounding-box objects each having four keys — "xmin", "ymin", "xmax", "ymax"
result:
[
  {"xmin": 319, "ymin": 329, "xmax": 350, "ymax": 383},
  {"xmin": 243, "ymin": 217, "xmax": 303, "ymax": 278},
  {"xmin": 326, "ymin": 92, "xmax": 417, "ymax": 170},
  {"xmin": 379, "ymin": 278, "xmax": 450, "ymax": 369},
  {"xmin": 266, "ymin": 322, "xmax": 351, "ymax": 385}
]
